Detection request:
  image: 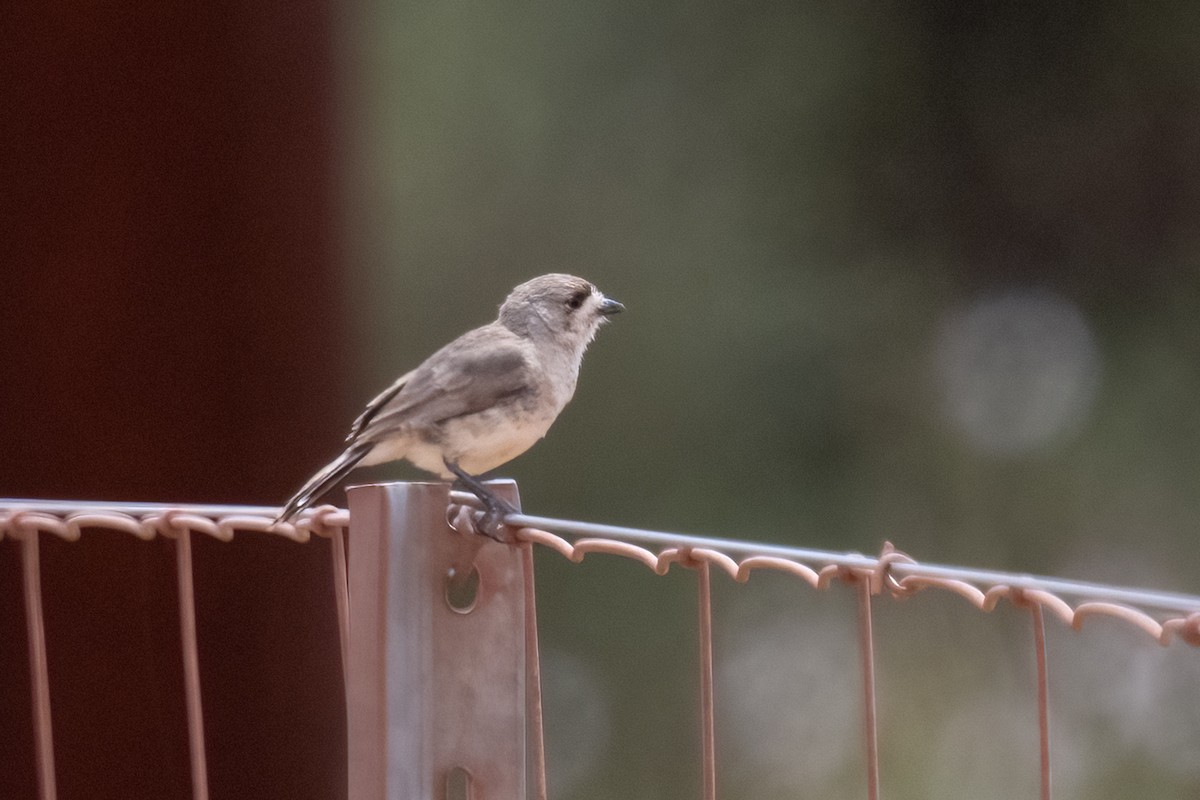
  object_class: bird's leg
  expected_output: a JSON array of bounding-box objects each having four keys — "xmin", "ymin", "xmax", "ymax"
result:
[{"xmin": 445, "ymin": 460, "xmax": 518, "ymax": 542}]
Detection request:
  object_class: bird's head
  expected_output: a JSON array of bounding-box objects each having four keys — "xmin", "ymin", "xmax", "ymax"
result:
[{"xmin": 498, "ymin": 274, "xmax": 624, "ymax": 350}]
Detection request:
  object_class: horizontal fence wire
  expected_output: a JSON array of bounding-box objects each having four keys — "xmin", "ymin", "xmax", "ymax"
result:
[
  {"xmin": 4, "ymin": 496, "xmax": 1200, "ymax": 647},
  {"xmin": 445, "ymin": 494, "xmax": 1200, "ymax": 647},
  {"xmin": 0, "ymin": 498, "xmax": 349, "ymax": 542}
]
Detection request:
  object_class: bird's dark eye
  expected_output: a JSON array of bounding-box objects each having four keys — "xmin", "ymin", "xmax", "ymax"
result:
[{"xmin": 566, "ymin": 290, "xmax": 588, "ymax": 311}]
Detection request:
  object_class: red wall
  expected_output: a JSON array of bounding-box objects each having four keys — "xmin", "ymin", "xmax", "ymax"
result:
[{"xmin": 2, "ymin": 3, "xmax": 349, "ymax": 798}]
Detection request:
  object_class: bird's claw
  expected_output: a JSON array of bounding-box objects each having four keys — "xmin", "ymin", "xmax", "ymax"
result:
[
  {"xmin": 476, "ymin": 506, "xmax": 515, "ymax": 542},
  {"xmin": 445, "ymin": 460, "xmax": 518, "ymax": 543},
  {"xmin": 471, "ymin": 490, "xmax": 518, "ymax": 542}
]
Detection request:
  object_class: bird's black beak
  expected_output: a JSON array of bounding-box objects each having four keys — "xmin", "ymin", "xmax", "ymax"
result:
[{"xmin": 599, "ymin": 298, "xmax": 625, "ymax": 315}]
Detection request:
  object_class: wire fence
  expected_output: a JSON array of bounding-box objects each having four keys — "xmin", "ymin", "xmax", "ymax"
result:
[{"xmin": 3, "ymin": 489, "xmax": 1199, "ymax": 800}]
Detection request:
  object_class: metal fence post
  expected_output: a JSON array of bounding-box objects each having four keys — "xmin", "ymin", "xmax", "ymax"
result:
[{"xmin": 346, "ymin": 480, "xmax": 527, "ymax": 800}]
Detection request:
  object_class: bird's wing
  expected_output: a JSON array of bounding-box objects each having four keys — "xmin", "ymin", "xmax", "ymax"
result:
[
  {"xmin": 346, "ymin": 369, "xmax": 414, "ymax": 442},
  {"xmin": 356, "ymin": 327, "xmax": 535, "ymax": 442}
]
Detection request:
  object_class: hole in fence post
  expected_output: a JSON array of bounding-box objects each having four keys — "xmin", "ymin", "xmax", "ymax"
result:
[
  {"xmin": 445, "ymin": 566, "xmax": 480, "ymax": 613},
  {"xmin": 445, "ymin": 766, "xmax": 473, "ymax": 800}
]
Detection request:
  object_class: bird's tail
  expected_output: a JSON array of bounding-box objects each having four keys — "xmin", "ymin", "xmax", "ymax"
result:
[{"xmin": 276, "ymin": 444, "xmax": 372, "ymax": 523}]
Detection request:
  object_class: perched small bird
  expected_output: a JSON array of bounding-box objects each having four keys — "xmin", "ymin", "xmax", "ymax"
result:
[{"xmin": 277, "ymin": 274, "xmax": 623, "ymax": 534}]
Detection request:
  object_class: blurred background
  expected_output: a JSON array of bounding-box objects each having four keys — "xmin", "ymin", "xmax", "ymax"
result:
[{"xmin": 3, "ymin": 1, "xmax": 1200, "ymax": 798}]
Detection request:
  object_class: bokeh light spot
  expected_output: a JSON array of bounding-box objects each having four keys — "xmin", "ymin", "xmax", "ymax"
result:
[{"xmin": 934, "ymin": 288, "xmax": 1101, "ymax": 455}]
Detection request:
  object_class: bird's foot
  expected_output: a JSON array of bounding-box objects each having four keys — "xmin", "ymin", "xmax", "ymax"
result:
[
  {"xmin": 447, "ymin": 462, "xmax": 517, "ymax": 542},
  {"xmin": 476, "ymin": 499, "xmax": 518, "ymax": 543}
]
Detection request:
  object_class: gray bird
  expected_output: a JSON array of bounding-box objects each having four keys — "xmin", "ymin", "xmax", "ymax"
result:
[{"xmin": 276, "ymin": 274, "xmax": 623, "ymax": 534}]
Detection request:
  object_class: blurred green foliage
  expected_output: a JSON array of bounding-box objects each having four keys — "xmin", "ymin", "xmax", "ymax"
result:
[{"xmin": 339, "ymin": 3, "xmax": 1200, "ymax": 797}]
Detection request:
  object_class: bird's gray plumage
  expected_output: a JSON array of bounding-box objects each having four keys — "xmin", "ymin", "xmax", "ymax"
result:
[{"xmin": 277, "ymin": 274, "xmax": 622, "ymax": 522}]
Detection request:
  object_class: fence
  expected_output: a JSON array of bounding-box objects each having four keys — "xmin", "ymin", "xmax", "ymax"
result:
[{"xmin": 3, "ymin": 481, "xmax": 1200, "ymax": 800}]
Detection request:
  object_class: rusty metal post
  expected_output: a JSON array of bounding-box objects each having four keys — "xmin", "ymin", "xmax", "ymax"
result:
[{"xmin": 346, "ymin": 480, "xmax": 527, "ymax": 800}]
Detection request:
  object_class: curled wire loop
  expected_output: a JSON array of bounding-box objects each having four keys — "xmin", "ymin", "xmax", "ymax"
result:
[
  {"xmin": 0, "ymin": 511, "xmax": 84, "ymax": 542},
  {"xmin": 0, "ymin": 506, "xmax": 349, "ymax": 545},
  {"xmin": 426, "ymin": 506, "xmax": 1200, "ymax": 650}
]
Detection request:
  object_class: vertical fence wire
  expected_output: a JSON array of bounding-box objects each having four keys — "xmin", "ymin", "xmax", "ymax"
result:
[
  {"xmin": 174, "ymin": 529, "xmax": 210, "ymax": 800},
  {"xmin": 21, "ymin": 531, "xmax": 57, "ymax": 800},
  {"xmin": 696, "ymin": 559, "xmax": 717, "ymax": 800},
  {"xmin": 1031, "ymin": 603, "xmax": 1052, "ymax": 800},
  {"xmin": 855, "ymin": 577, "xmax": 880, "ymax": 800},
  {"xmin": 522, "ymin": 542, "xmax": 548, "ymax": 800}
]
